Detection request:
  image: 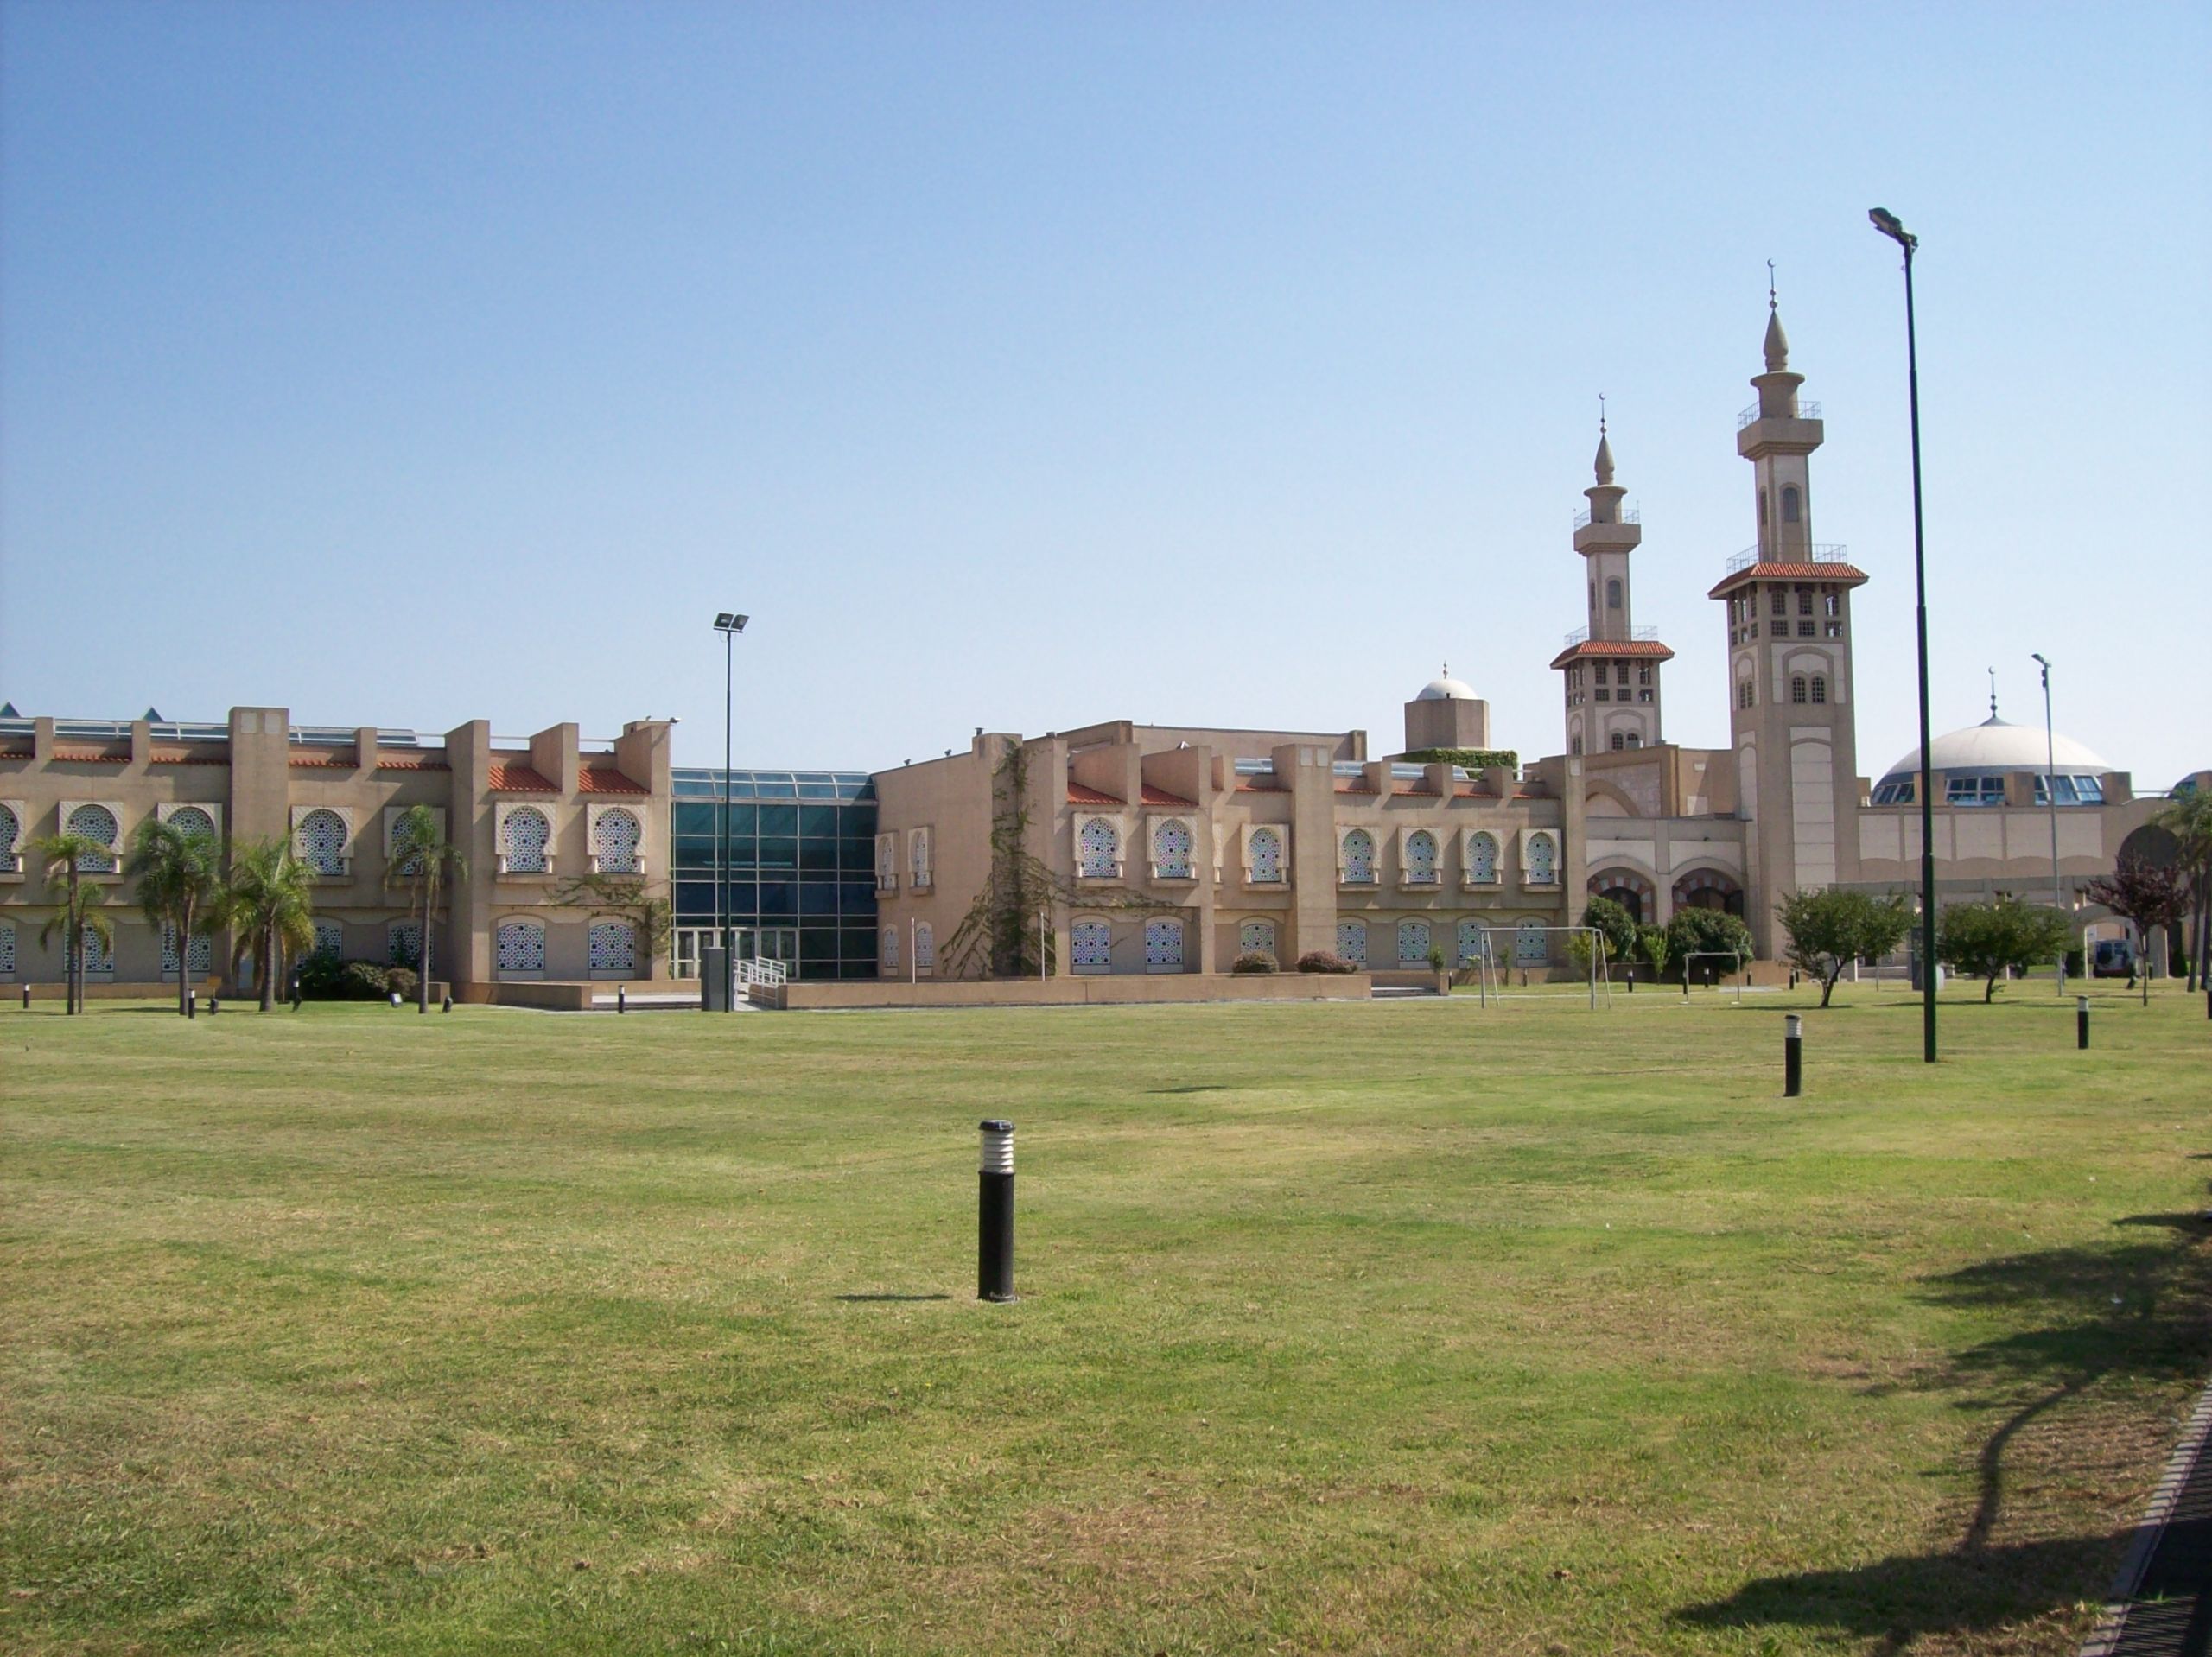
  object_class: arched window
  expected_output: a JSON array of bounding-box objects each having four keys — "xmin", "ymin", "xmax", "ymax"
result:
[
  {"xmin": 81, "ymin": 925, "xmax": 115, "ymax": 977},
  {"xmin": 1144, "ymin": 917, "xmax": 1184, "ymax": 971},
  {"xmin": 1611, "ymin": 733, "xmax": 1625, "ymax": 751},
  {"xmin": 1605, "ymin": 579, "xmax": 1622, "ymax": 610},
  {"xmin": 1514, "ymin": 920, "xmax": 1548, "ymax": 966},
  {"xmin": 1404, "ymin": 830, "xmax": 1438, "ymax": 884},
  {"xmin": 875, "ymin": 835, "xmax": 896, "ymax": 891},
  {"xmin": 881, "ymin": 925, "xmax": 899, "ymax": 973},
  {"xmin": 495, "ymin": 919, "xmax": 545, "ymax": 977},
  {"xmin": 0, "ymin": 920, "xmax": 14, "ymax": 980},
  {"xmin": 1078, "ymin": 817, "xmax": 1119, "ymax": 879},
  {"xmin": 1248, "ymin": 827, "xmax": 1283, "ymax": 883},
  {"xmin": 592, "ymin": 809, "xmax": 642, "ymax": 874},
  {"xmin": 1737, "ymin": 680, "xmax": 1756, "ymax": 709},
  {"xmin": 168, "ymin": 806, "xmax": 217, "ymax": 841},
  {"xmin": 1238, "ymin": 919, "xmax": 1276, "ymax": 959},
  {"xmin": 1071, "ymin": 919, "xmax": 1112, "ymax": 974},
  {"xmin": 0, "ymin": 803, "xmax": 18, "ymax": 869},
  {"xmin": 909, "ymin": 828, "xmax": 931, "ymax": 888},
  {"xmin": 1397, "ymin": 919, "xmax": 1432, "ymax": 965},
  {"xmin": 914, "ymin": 922, "xmax": 935, "ymax": 975},
  {"xmin": 501, "ymin": 808, "xmax": 551, "ymax": 874},
  {"xmin": 1572, "ymin": 736, "xmax": 1583, "ymax": 755},
  {"xmin": 295, "ymin": 808, "xmax": 349, "ymax": 875},
  {"xmin": 1790, "ymin": 676, "xmax": 1808, "ymax": 704},
  {"xmin": 1341, "ymin": 828, "xmax": 1376, "ymax": 883},
  {"xmin": 312, "ymin": 919, "xmax": 344, "ymax": 958},
  {"xmin": 161, "ymin": 924, "xmax": 213, "ymax": 978},
  {"xmin": 67, "ymin": 804, "xmax": 118, "ymax": 872},
  {"xmin": 1782, "ymin": 486, "xmax": 1801, "ymax": 523},
  {"xmin": 1624, "ymin": 733, "xmax": 1642, "ymax": 749},
  {"xmin": 1528, "ymin": 833, "xmax": 1557, "ymax": 885},
  {"xmin": 1152, "ymin": 819, "xmax": 1193, "ymax": 879},
  {"xmin": 588, "ymin": 920, "xmax": 637, "ymax": 975},
  {"xmin": 388, "ymin": 922, "xmax": 423, "ymax": 968},
  {"xmin": 1456, "ymin": 919, "xmax": 1485, "ymax": 967},
  {"xmin": 1810, "ymin": 676, "xmax": 1828, "ymax": 704},
  {"xmin": 1335, "ymin": 919, "xmax": 1368, "ymax": 967},
  {"xmin": 1467, "ymin": 831, "xmax": 1499, "ymax": 884}
]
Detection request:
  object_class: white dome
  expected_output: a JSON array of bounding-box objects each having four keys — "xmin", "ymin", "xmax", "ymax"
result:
[
  {"xmin": 1416, "ymin": 671, "xmax": 1478, "ymax": 702},
  {"xmin": 1880, "ymin": 715, "xmax": 2110, "ymax": 783}
]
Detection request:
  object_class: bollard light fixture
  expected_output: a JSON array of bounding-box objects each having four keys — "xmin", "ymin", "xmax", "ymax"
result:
[{"xmin": 978, "ymin": 1120, "xmax": 1016, "ymax": 1302}]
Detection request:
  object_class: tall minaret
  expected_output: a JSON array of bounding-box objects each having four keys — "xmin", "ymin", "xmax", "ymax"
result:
[
  {"xmin": 1551, "ymin": 411, "xmax": 1673, "ymax": 757},
  {"xmin": 1709, "ymin": 285, "xmax": 1868, "ymax": 953}
]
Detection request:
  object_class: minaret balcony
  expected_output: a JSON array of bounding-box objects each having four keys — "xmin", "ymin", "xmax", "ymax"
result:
[{"xmin": 1571, "ymin": 505, "xmax": 1640, "ymax": 530}]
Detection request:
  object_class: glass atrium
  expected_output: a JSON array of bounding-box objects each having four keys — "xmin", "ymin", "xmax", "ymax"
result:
[{"xmin": 669, "ymin": 770, "xmax": 879, "ymax": 981}]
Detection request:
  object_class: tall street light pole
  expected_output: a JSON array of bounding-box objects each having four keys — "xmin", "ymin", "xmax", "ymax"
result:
[
  {"xmin": 1870, "ymin": 207, "xmax": 1937, "ymax": 1063},
  {"xmin": 714, "ymin": 613, "xmax": 748, "ymax": 1011},
  {"xmin": 2032, "ymin": 652, "xmax": 2065, "ymax": 991}
]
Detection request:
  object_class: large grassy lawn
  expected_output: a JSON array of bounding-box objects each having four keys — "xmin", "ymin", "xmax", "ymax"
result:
[{"xmin": 4, "ymin": 983, "xmax": 2209, "ymax": 1654}]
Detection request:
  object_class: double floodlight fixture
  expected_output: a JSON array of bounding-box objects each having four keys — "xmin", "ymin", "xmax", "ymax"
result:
[
  {"xmin": 714, "ymin": 613, "xmax": 749, "ymax": 633},
  {"xmin": 1868, "ymin": 207, "xmax": 1917, "ymax": 252}
]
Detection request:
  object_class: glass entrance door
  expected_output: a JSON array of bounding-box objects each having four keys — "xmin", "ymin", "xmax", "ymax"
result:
[{"xmin": 733, "ymin": 928, "xmax": 800, "ymax": 977}]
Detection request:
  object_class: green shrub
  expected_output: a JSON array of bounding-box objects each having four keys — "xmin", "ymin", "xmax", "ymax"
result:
[
  {"xmin": 1667, "ymin": 907, "xmax": 1754, "ymax": 968},
  {"xmin": 331, "ymin": 961, "xmax": 391, "ymax": 1001},
  {"xmin": 1401, "ymin": 747, "xmax": 1520, "ymax": 774},
  {"xmin": 1295, "ymin": 951, "xmax": 1357, "ymax": 975},
  {"xmin": 387, "ymin": 966, "xmax": 421, "ymax": 1003},
  {"xmin": 1230, "ymin": 950, "xmax": 1278, "ymax": 975},
  {"xmin": 295, "ymin": 951, "xmax": 350, "ymax": 1000}
]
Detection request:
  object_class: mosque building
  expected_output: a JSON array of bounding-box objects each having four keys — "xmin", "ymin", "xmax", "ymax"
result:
[{"xmin": 0, "ymin": 299, "xmax": 2199, "ymax": 999}]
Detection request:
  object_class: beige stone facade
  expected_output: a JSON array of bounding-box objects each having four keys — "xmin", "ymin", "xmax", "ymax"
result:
[{"xmin": 0, "ymin": 708, "xmax": 672, "ymax": 995}]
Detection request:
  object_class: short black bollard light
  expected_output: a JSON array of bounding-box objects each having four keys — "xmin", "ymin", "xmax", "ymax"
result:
[
  {"xmin": 978, "ymin": 1119, "xmax": 1015, "ymax": 1303},
  {"xmin": 2077, "ymin": 995, "xmax": 2090, "ymax": 1051},
  {"xmin": 442, "ymin": 992, "xmax": 453, "ymax": 1013},
  {"xmin": 21, "ymin": 983, "xmax": 30, "ymax": 1010},
  {"xmin": 1625, "ymin": 966, "xmax": 1635, "ymax": 993},
  {"xmin": 617, "ymin": 985, "xmax": 626, "ymax": 1014},
  {"xmin": 188, "ymin": 988, "xmax": 197, "ymax": 1019},
  {"xmin": 1784, "ymin": 1014, "xmax": 1803, "ymax": 1097},
  {"xmin": 208, "ymin": 996, "xmax": 220, "ymax": 1015}
]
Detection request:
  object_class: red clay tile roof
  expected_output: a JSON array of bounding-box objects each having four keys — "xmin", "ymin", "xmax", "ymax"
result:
[
  {"xmin": 1139, "ymin": 784, "xmax": 1198, "ymax": 808},
  {"xmin": 486, "ymin": 761, "xmax": 558, "ymax": 793},
  {"xmin": 289, "ymin": 754, "xmax": 353, "ymax": 768},
  {"xmin": 1707, "ymin": 561, "xmax": 1868, "ymax": 599},
  {"xmin": 374, "ymin": 755, "xmax": 448, "ymax": 771},
  {"xmin": 579, "ymin": 765, "xmax": 647, "ymax": 795},
  {"xmin": 1335, "ymin": 781, "xmax": 1378, "ymax": 795},
  {"xmin": 1067, "ymin": 782, "xmax": 1122, "ymax": 806},
  {"xmin": 1235, "ymin": 779, "xmax": 1287, "ymax": 793},
  {"xmin": 149, "ymin": 750, "xmax": 228, "ymax": 765},
  {"xmin": 1548, "ymin": 638, "xmax": 1678, "ymax": 670}
]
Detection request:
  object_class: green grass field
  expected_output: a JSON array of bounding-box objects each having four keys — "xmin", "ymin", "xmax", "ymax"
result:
[{"xmin": 4, "ymin": 982, "xmax": 2209, "ymax": 1655}]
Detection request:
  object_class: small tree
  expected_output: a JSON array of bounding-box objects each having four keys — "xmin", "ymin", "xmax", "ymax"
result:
[
  {"xmin": 1775, "ymin": 887, "xmax": 1912, "ymax": 1007},
  {"xmin": 1668, "ymin": 907, "xmax": 1754, "ymax": 981},
  {"xmin": 1580, "ymin": 897, "xmax": 1639, "ymax": 965},
  {"xmin": 1636, "ymin": 923, "xmax": 1671, "ymax": 981},
  {"xmin": 127, "ymin": 816, "xmax": 224, "ymax": 1017},
  {"xmin": 29, "ymin": 832, "xmax": 115, "ymax": 1014},
  {"xmin": 2083, "ymin": 860, "xmax": 2191, "ymax": 1006},
  {"xmin": 1936, "ymin": 898, "xmax": 2073, "ymax": 1003},
  {"xmin": 385, "ymin": 804, "xmax": 467, "ymax": 1013},
  {"xmin": 224, "ymin": 838, "xmax": 318, "ymax": 1011},
  {"xmin": 2152, "ymin": 791, "xmax": 2211, "ymax": 991}
]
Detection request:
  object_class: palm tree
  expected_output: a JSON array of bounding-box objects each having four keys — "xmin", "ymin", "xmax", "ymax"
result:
[
  {"xmin": 2152, "ymin": 790, "xmax": 2212, "ymax": 991},
  {"xmin": 29, "ymin": 832, "xmax": 116, "ymax": 1014},
  {"xmin": 385, "ymin": 803, "xmax": 466, "ymax": 1013},
  {"xmin": 224, "ymin": 837, "xmax": 319, "ymax": 1011},
  {"xmin": 127, "ymin": 816, "xmax": 224, "ymax": 1017}
]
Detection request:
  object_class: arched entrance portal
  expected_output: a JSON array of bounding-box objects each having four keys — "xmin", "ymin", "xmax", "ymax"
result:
[
  {"xmin": 1587, "ymin": 868, "xmax": 1654, "ymax": 926},
  {"xmin": 1673, "ymin": 868, "xmax": 1745, "ymax": 919}
]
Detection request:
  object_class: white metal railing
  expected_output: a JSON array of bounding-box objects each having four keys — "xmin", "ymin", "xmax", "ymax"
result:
[
  {"xmin": 1572, "ymin": 505, "xmax": 1641, "ymax": 529},
  {"xmin": 1738, "ymin": 398, "xmax": 1822, "ymax": 429},
  {"xmin": 734, "ymin": 957, "xmax": 788, "ymax": 990}
]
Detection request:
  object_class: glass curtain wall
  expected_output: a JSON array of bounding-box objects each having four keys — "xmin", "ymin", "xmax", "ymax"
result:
[{"xmin": 670, "ymin": 770, "xmax": 879, "ymax": 981}]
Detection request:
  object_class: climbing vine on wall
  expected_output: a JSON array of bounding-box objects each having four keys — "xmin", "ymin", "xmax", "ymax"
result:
[{"xmin": 939, "ymin": 739, "xmax": 1173, "ymax": 980}]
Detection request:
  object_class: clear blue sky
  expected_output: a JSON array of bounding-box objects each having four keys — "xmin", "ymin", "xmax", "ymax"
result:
[{"xmin": 3, "ymin": 3, "xmax": 2205, "ymax": 787}]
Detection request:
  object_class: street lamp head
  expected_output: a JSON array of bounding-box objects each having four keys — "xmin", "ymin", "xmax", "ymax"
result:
[
  {"xmin": 1868, "ymin": 207, "xmax": 1917, "ymax": 251},
  {"xmin": 2031, "ymin": 651, "xmax": 2050, "ymax": 669},
  {"xmin": 713, "ymin": 613, "xmax": 750, "ymax": 633}
]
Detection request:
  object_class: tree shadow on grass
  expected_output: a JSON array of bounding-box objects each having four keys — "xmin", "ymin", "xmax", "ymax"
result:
[{"xmin": 1679, "ymin": 1217, "xmax": 2212, "ymax": 1648}]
